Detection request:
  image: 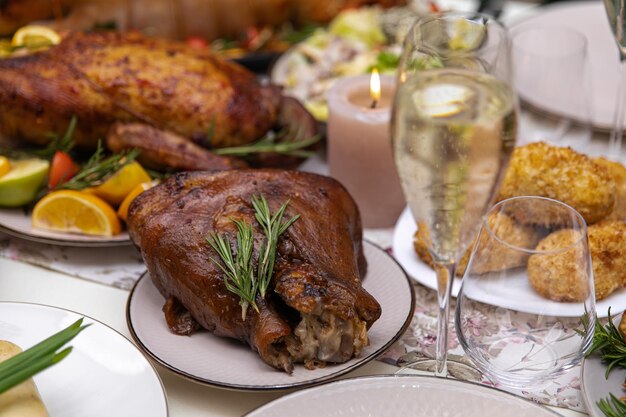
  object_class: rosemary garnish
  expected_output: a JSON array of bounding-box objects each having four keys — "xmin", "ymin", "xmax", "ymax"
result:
[
  {"xmin": 214, "ymin": 130, "xmax": 320, "ymax": 158},
  {"xmin": 252, "ymin": 195, "xmax": 299, "ymax": 298},
  {"xmin": 587, "ymin": 309, "xmax": 626, "ymax": 378},
  {"xmin": 0, "ymin": 116, "xmax": 77, "ymax": 160},
  {"xmin": 55, "ymin": 141, "xmax": 140, "ymax": 191},
  {"xmin": 587, "ymin": 309, "xmax": 626, "ymax": 417},
  {"xmin": 207, "ymin": 219, "xmax": 258, "ymax": 321},
  {"xmin": 206, "ymin": 195, "xmax": 299, "ymax": 320},
  {"xmin": 598, "ymin": 394, "xmax": 626, "ymax": 417}
]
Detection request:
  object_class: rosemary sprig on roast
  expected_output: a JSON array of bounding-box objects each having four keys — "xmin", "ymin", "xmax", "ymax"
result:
[
  {"xmin": 598, "ymin": 394, "xmax": 626, "ymax": 417},
  {"xmin": 587, "ymin": 309, "xmax": 626, "ymax": 378},
  {"xmin": 206, "ymin": 194, "xmax": 299, "ymax": 320}
]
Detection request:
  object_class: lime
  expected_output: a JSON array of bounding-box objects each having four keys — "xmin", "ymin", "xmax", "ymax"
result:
[{"xmin": 0, "ymin": 158, "xmax": 49, "ymax": 207}]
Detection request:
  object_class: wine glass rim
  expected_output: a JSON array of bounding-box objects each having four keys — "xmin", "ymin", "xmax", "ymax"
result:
[
  {"xmin": 406, "ymin": 11, "xmax": 508, "ymax": 53},
  {"xmin": 510, "ymin": 25, "xmax": 587, "ymax": 59},
  {"xmin": 484, "ymin": 196, "xmax": 588, "ymax": 255}
]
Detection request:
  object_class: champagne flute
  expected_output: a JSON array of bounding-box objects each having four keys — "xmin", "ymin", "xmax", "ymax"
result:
[
  {"xmin": 391, "ymin": 13, "xmax": 517, "ymax": 377},
  {"xmin": 603, "ymin": 0, "xmax": 626, "ymax": 157}
]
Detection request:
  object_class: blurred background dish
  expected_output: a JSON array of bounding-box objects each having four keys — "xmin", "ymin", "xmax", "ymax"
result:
[{"xmin": 510, "ymin": 1, "xmax": 626, "ymax": 131}]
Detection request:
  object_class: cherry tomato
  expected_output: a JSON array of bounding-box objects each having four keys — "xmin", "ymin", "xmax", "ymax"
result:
[
  {"xmin": 185, "ymin": 36, "xmax": 209, "ymax": 49},
  {"xmin": 48, "ymin": 150, "xmax": 79, "ymax": 189}
]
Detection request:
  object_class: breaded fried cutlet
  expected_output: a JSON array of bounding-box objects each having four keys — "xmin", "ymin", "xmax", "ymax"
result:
[
  {"xmin": 527, "ymin": 229, "xmax": 591, "ymax": 302},
  {"xmin": 413, "ymin": 212, "xmax": 540, "ymax": 277},
  {"xmin": 469, "ymin": 212, "xmax": 542, "ymax": 275},
  {"xmin": 497, "ymin": 142, "xmax": 616, "ymax": 225},
  {"xmin": 528, "ymin": 220, "xmax": 626, "ymax": 302},
  {"xmin": 594, "ymin": 157, "xmax": 626, "ymax": 221}
]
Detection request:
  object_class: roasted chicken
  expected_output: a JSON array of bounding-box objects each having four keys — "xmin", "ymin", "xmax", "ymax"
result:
[
  {"xmin": 0, "ymin": 30, "xmax": 314, "ymax": 161},
  {"xmin": 127, "ymin": 169, "xmax": 382, "ymax": 372}
]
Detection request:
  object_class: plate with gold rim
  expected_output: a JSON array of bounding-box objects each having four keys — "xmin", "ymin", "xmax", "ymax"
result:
[
  {"xmin": 126, "ymin": 241, "xmax": 415, "ymax": 391},
  {"xmin": 0, "ymin": 207, "xmax": 131, "ymax": 247}
]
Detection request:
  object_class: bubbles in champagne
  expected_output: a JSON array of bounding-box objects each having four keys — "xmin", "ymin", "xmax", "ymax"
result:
[{"xmin": 392, "ymin": 69, "xmax": 517, "ymax": 263}]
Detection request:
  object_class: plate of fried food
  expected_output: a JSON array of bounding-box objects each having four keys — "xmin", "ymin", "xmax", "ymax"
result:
[
  {"xmin": 0, "ymin": 24, "xmax": 319, "ymax": 246},
  {"xmin": 126, "ymin": 169, "xmax": 414, "ymax": 390},
  {"xmin": 393, "ymin": 142, "xmax": 626, "ymax": 317}
]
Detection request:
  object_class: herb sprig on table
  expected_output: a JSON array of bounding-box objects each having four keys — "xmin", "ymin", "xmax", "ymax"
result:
[
  {"xmin": 587, "ymin": 309, "xmax": 626, "ymax": 417},
  {"xmin": 207, "ymin": 194, "xmax": 299, "ymax": 320},
  {"xmin": 0, "ymin": 318, "xmax": 89, "ymax": 394}
]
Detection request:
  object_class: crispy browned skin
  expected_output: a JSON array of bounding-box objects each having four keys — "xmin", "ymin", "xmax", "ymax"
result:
[
  {"xmin": 594, "ymin": 157, "xmax": 626, "ymax": 221},
  {"xmin": 0, "ymin": 31, "xmax": 280, "ymax": 149},
  {"xmin": 106, "ymin": 122, "xmax": 247, "ymax": 171},
  {"xmin": 127, "ymin": 169, "xmax": 381, "ymax": 372},
  {"xmin": 528, "ymin": 220, "xmax": 626, "ymax": 302},
  {"xmin": 497, "ymin": 143, "xmax": 615, "ymax": 225}
]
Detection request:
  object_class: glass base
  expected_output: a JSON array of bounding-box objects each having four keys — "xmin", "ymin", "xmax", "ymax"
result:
[{"xmin": 396, "ymin": 355, "xmax": 483, "ymax": 382}]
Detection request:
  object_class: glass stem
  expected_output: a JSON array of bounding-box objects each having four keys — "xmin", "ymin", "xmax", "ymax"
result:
[
  {"xmin": 610, "ymin": 56, "xmax": 626, "ymax": 157},
  {"xmin": 434, "ymin": 261, "xmax": 456, "ymax": 377}
]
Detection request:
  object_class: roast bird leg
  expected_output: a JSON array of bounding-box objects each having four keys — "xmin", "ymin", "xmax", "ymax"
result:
[{"xmin": 127, "ymin": 170, "xmax": 381, "ymax": 373}]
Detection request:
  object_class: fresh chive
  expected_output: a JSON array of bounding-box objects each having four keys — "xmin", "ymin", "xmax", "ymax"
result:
[{"xmin": 0, "ymin": 318, "xmax": 88, "ymax": 394}]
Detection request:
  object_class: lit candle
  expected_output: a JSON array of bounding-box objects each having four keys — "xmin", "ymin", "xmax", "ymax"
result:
[{"xmin": 326, "ymin": 71, "xmax": 405, "ymax": 228}]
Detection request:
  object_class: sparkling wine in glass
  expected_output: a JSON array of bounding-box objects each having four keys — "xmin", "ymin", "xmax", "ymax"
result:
[
  {"xmin": 603, "ymin": 0, "xmax": 626, "ymax": 157},
  {"xmin": 391, "ymin": 13, "xmax": 517, "ymax": 377}
]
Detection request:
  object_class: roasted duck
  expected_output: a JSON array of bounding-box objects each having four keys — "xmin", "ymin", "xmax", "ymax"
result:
[
  {"xmin": 0, "ymin": 30, "xmax": 314, "ymax": 159},
  {"xmin": 127, "ymin": 169, "xmax": 381, "ymax": 372}
]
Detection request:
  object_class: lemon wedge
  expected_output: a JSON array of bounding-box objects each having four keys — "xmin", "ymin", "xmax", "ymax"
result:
[
  {"xmin": 86, "ymin": 162, "xmax": 151, "ymax": 207},
  {"xmin": 11, "ymin": 25, "xmax": 61, "ymax": 49},
  {"xmin": 32, "ymin": 190, "xmax": 122, "ymax": 237},
  {"xmin": 0, "ymin": 158, "xmax": 49, "ymax": 207}
]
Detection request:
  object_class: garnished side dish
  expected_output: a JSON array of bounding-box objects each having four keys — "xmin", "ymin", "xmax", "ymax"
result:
[{"xmin": 127, "ymin": 169, "xmax": 381, "ymax": 373}]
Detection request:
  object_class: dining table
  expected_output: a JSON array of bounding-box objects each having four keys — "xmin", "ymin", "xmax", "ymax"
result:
[{"xmin": 0, "ymin": 0, "xmax": 620, "ymax": 416}]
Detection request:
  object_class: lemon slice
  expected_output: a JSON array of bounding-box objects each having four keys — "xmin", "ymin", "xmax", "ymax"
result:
[
  {"xmin": 117, "ymin": 180, "xmax": 159, "ymax": 221},
  {"xmin": 11, "ymin": 25, "xmax": 61, "ymax": 48},
  {"xmin": 33, "ymin": 190, "xmax": 122, "ymax": 237},
  {"xmin": 0, "ymin": 157, "xmax": 10, "ymax": 178},
  {"xmin": 87, "ymin": 162, "xmax": 151, "ymax": 206},
  {"xmin": 0, "ymin": 158, "xmax": 49, "ymax": 207}
]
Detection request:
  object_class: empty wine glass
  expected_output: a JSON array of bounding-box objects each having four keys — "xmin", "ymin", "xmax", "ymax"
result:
[
  {"xmin": 511, "ymin": 26, "xmax": 593, "ymax": 153},
  {"xmin": 456, "ymin": 196, "xmax": 596, "ymax": 388},
  {"xmin": 391, "ymin": 12, "xmax": 517, "ymax": 377}
]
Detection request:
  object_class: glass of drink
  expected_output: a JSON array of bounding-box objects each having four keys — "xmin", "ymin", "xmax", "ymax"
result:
[
  {"xmin": 455, "ymin": 196, "xmax": 595, "ymax": 388},
  {"xmin": 391, "ymin": 12, "xmax": 517, "ymax": 377}
]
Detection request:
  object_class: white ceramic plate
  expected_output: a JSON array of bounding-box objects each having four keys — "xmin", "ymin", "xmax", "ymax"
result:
[
  {"xmin": 0, "ymin": 302, "xmax": 168, "ymax": 417},
  {"xmin": 126, "ymin": 241, "xmax": 415, "ymax": 391},
  {"xmin": 245, "ymin": 374, "xmax": 561, "ymax": 417},
  {"xmin": 392, "ymin": 207, "xmax": 626, "ymax": 317},
  {"xmin": 509, "ymin": 1, "xmax": 622, "ymax": 130},
  {"xmin": 0, "ymin": 208, "xmax": 131, "ymax": 247},
  {"xmin": 581, "ymin": 315, "xmax": 625, "ymax": 417}
]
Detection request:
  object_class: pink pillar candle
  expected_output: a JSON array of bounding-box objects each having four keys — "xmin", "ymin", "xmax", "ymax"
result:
[{"xmin": 327, "ymin": 74, "xmax": 405, "ymax": 228}]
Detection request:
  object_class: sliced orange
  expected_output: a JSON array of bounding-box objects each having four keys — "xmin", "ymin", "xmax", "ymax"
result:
[
  {"xmin": 117, "ymin": 180, "xmax": 159, "ymax": 221},
  {"xmin": 32, "ymin": 190, "xmax": 121, "ymax": 236},
  {"xmin": 88, "ymin": 162, "xmax": 151, "ymax": 207}
]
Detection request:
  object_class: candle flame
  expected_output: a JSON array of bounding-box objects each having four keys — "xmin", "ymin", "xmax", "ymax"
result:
[{"xmin": 370, "ymin": 68, "xmax": 381, "ymax": 102}]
